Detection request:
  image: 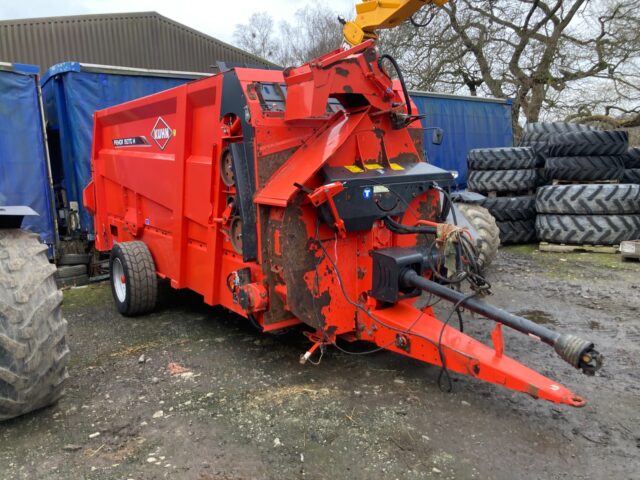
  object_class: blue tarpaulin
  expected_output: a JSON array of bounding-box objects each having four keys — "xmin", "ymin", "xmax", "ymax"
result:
[
  {"xmin": 41, "ymin": 63, "xmax": 206, "ymax": 236},
  {"xmin": 0, "ymin": 63, "xmax": 56, "ymax": 245},
  {"xmin": 410, "ymin": 91, "xmax": 514, "ymax": 188}
]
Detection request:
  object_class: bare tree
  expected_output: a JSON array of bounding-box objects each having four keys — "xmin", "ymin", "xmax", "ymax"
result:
[
  {"xmin": 233, "ymin": 13, "xmax": 280, "ymax": 63},
  {"xmin": 233, "ymin": 1, "xmax": 640, "ymax": 135},
  {"xmin": 381, "ymin": 0, "xmax": 640, "ymax": 135},
  {"xmin": 233, "ymin": 6, "xmax": 344, "ymax": 67}
]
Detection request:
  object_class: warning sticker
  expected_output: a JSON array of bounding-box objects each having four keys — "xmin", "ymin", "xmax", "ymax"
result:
[
  {"xmin": 364, "ymin": 163, "xmax": 383, "ymax": 170},
  {"xmin": 345, "ymin": 165, "xmax": 365, "ymax": 173}
]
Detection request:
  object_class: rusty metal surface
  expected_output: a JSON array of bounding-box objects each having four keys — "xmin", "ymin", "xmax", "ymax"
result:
[
  {"xmin": 0, "ymin": 12, "xmax": 272, "ymax": 73},
  {"xmin": 409, "ymin": 128, "xmax": 425, "ymax": 162},
  {"xmin": 257, "ymin": 148, "xmax": 297, "ymax": 189}
]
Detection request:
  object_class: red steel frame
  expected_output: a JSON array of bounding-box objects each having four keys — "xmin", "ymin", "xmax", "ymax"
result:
[{"xmin": 85, "ymin": 41, "xmax": 588, "ymax": 407}]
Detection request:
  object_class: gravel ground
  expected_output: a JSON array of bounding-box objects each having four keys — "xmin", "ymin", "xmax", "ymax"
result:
[{"xmin": 0, "ymin": 246, "xmax": 638, "ymax": 480}]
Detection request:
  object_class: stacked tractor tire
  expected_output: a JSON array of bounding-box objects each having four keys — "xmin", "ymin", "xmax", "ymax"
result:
[
  {"xmin": 465, "ymin": 122, "xmax": 640, "ymax": 247},
  {"xmin": 623, "ymin": 147, "xmax": 640, "ymax": 184},
  {"xmin": 466, "ymin": 147, "xmax": 541, "ymax": 244},
  {"xmin": 521, "ymin": 123, "xmax": 640, "ymax": 246}
]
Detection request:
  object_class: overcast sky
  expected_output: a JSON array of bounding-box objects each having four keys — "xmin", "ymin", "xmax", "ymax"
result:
[{"xmin": 0, "ymin": 0, "xmax": 354, "ymax": 44}]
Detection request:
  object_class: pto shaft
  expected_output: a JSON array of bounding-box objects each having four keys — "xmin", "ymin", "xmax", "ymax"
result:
[{"xmin": 400, "ymin": 269, "xmax": 603, "ymax": 375}]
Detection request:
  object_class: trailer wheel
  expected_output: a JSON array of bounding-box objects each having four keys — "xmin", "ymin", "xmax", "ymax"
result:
[
  {"xmin": 110, "ymin": 242, "xmax": 157, "ymax": 316},
  {"xmin": 0, "ymin": 229, "xmax": 69, "ymax": 421},
  {"xmin": 455, "ymin": 204, "xmax": 500, "ymax": 269}
]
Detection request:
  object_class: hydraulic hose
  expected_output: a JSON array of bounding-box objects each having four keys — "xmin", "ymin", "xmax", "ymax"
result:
[{"xmin": 378, "ymin": 54, "xmax": 412, "ymax": 117}]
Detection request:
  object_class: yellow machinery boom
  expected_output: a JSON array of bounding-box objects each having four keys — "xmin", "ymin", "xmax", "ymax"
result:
[{"xmin": 343, "ymin": 0, "xmax": 448, "ymax": 46}]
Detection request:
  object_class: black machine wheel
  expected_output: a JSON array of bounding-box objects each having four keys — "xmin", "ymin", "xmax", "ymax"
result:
[
  {"xmin": 57, "ymin": 253, "xmax": 91, "ymax": 266},
  {"xmin": 467, "ymin": 169, "xmax": 539, "ymax": 194},
  {"xmin": 623, "ymin": 148, "xmax": 640, "ymax": 169},
  {"xmin": 536, "ymin": 214, "xmax": 640, "ymax": 245},
  {"xmin": 478, "ymin": 195, "xmax": 536, "ymax": 222},
  {"xmin": 467, "ymin": 147, "xmax": 537, "ymax": 170},
  {"xmin": 547, "ymin": 130, "xmax": 628, "ymax": 157},
  {"xmin": 544, "ymin": 156, "xmax": 624, "ymax": 182},
  {"xmin": 521, "ymin": 122, "xmax": 594, "ymax": 142},
  {"xmin": 622, "ymin": 169, "xmax": 640, "ymax": 184},
  {"xmin": 109, "ymin": 241, "xmax": 157, "ymax": 317},
  {"xmin": 55, "ymin": 264, "xmax": 87, "ymax": 279},
  {"xmin": 536, "ymin": 184, "xmax": 640, "ymax": 215},
  {"xmin": 220, "ymin": 149, "xmax": 236, "ymax": 187},
  {"xmin": 455, "ymin": 203, "xmax": 500, "ymax": 269},
  {"xmin": 229, "ymin": 216, "xmax": 244, "ymax": 255},
  {"xmin": 56, "ymin": 273, "xmax": 90, "ymax": 289},
  {"xmin": 496, "ymin": 219, "xmax": 537, "ymax": 245},
  {"xmin": 0, "ymin": 230, "xmax": 69, "ymax": 421}
]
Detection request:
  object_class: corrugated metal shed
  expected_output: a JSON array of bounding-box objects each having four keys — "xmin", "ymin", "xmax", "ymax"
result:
[{"xmin": 0, "ymin": 11, "xmax": 271, "ymax": 73}]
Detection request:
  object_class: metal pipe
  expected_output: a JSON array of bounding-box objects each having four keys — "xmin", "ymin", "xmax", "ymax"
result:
[{"xmin": 401, "ymin": 269, "xmax": 603, "ymax": 375}]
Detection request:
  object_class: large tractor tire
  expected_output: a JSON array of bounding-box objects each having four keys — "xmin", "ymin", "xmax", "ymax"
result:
[
  {"xmin": 0, "ymin": 230, "xmax": 69, "ymax": 421},
  {"xmin": 520, "ymin": 122, "xmax": 594, "ymax": 143},
  {"xmin": 467, "ymin": 169, "xmax": 540, "ymax": 194},
  {"xmin": 623, "ymin": 148, "xmax": 640, "ymax": 169},
  {"xmin": 478, "ymin": 195, "xmax": 536, "ymax": 222},
  {"xmin": 496, "ymin": 219, "xmax": 537, "ymax": 245},
  {"xmin": 536, "ymin": 184, "xmax": 640, "ymax": 215},
  {"xmin": 456, "ymin": 204, "xmax": 500, "ymax": 269},
  {"xmin": 109, "ymin": 241, "xmax": 158, "ymax": 317},
  {"xmin": 622, "ymin": 169, "xmax": 640, "ymax": 184},
  {"xmin": 544, "ymin": 156, "xmax": 624, "ymax": 182},
  {"xmin": 467, "ymin": 147, "xmax": 537, "ymax": 170},
  {"xmin": 536, "ymin": 214, "xmax": 640, "ymax": 245},
  {"xmin": 547, "ymin": 130, "xmax": 628, "ymax": 157}
]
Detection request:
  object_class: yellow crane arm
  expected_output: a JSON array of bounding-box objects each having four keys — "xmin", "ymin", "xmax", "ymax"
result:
[{"xmin": 343, "ymin": 0, "xmax": 448, "ymax": 46}]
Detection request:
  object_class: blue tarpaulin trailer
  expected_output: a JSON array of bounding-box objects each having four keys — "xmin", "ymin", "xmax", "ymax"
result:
[
  {"xmin": 41, "ymin": 63, "xmax": 208, "ymax": 238},
  {"xmin": 410, "ymin": 91, "xmax": 514, "ymax": 188},
  {"xmin": 0, "ymin": 62, "xmax": 57, "ymax": 247}
]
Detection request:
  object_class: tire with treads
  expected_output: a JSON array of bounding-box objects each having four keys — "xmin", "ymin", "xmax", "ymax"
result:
[
  {"xmin": 455, "ymin": 203, "xmax": 500, "ymax": 269},
  {"xmin": 478, "ymin": 195, "xmax": 536, "ymax": 221},
  {"xmin": 547, "ymin": 130, "xmax": 628, "ymax": 157},
  {"xmin": 56, "ymin": 274, "xmax": 90, "ymax": 289},
  {"xmin": 109, "ymin": 241, "xmax": 157, "ymax": 316},
  {"xmin": 623, "ymin": 148, "xmax": 640, "ymax": 169},
  {"xmin": 57, "ymin": 253, "xmax": 91, "ymax": 266},
  {"xmin": 55, "ymin": 264, "xmax": 87, "ymax": 279},
  {"xmin": 536, "ymin": 184, "xmax": 640, "ymax": 215},
  {"xmin": 622, "ymin": 169, "xmax": 640, "ymax": 184},
  {"xmin": 521, "ymin": 122, "xmax": 594, "ymax": 143},
  {"xmin": 536, "ymin": 214, "xmax": 640, "ymax": 245},
  {"xmin": 0, "ymin": 230, "xmax": 69, "ymax": 421},
  {"xmin": 544, "ymin": 156, "xmax": 624, "ymax": 182},
  {"xmin": 467, "ymin": 147, "xmax": 536, "ymax": 170},
  {"xmin": 467, "ymin": 169, "xmax": 539, "ymax": 194},
  {"xmin": 496, "ymin": 219, "xmax": 537, "ymax": 245}
]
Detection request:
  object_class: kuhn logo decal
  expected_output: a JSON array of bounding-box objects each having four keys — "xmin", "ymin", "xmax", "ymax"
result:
[{"xmin": 151, "ymin": 117, "xmax": 174, "ymax": 150}]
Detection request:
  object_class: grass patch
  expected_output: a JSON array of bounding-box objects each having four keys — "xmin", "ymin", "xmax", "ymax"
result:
[{"xmin": 63, "ymin": 282, "xmax": 111, "ymax": 310}]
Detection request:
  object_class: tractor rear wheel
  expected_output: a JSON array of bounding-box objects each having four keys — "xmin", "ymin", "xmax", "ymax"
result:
[
  {"xmin": 0, "ymin": 229, "xmax": 69, "ymax": 421},
  {"xmin": 110, "ymin": 242, "xmax": 157, "ymax": 316},
  {"xmin": 456, "ymin": 204, "xmax": 500, "ymax": 269}
]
